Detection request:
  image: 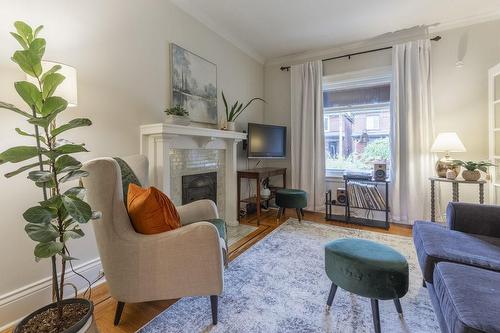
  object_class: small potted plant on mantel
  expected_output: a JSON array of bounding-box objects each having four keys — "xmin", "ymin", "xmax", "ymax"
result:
[
  {"xmin": 0, "ymin": 21, "xmax": 99, "ymax": 333},
  {"xmin": 222, "ymin": 91, "xmax": 265, "ymax": 131},
  {"xmin": 164, "ymin": 105, "xmax": 190, "ymax": 126},
  {"xmin": 452, "ymin": 160, "xmax": 495, "ymax": 181}
]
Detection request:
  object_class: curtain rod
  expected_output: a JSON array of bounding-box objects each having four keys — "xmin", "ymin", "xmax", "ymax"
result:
[{"xmin": 279, "ymin": 35, "xmax": 441, "ymax": 71}]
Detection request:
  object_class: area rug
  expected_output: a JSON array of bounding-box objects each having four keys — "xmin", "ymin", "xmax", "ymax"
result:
[{"xmin": 139, "ymin": 219, "xmax": 439, "ymax": 333}]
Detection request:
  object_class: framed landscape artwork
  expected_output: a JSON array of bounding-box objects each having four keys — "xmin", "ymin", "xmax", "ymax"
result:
[{"xmin": 171, "ymin": 43, "xmax": 218, "ymax": 125}]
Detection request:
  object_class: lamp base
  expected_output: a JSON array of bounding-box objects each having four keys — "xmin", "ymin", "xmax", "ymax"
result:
[{"xmin": 435, "ymin": 156, "xmax": 460, "ymax": 178}]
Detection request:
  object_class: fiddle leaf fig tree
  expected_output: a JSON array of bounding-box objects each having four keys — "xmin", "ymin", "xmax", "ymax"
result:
[{"xmin": 0, "ymin": 21, "xmax": 98, "ymax": 322}]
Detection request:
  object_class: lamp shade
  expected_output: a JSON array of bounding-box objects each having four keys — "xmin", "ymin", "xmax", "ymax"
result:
[
  {"xmin": 27, "ymin": 61, "xmax": 78, "ymax": 107},
  {"xmin": 431, "ymin": 132, "xmax": 466, "ymax": 152}
]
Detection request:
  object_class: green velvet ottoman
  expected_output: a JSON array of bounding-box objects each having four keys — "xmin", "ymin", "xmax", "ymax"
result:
[
  {"xmin": 275, "ymin": 188, "xmax": 307, "ymax": 221},
  {"xmin": 324, "ymin": 238, "xmax": 409, "ymax": 333}
]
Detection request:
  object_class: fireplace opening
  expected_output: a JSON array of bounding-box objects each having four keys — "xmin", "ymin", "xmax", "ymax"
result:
[{"xmin": 182, "ymin": 172, "xmax": 217, "ymax": 205}]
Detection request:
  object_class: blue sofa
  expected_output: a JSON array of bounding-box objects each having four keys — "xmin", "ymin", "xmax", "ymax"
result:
[{"xmin": 413, "ymin": 202, "xmax": 500, "ymax": 333}]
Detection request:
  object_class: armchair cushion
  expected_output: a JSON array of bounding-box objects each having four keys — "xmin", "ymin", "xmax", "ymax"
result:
[
  {"xmin": 127, "ymin": 184, "xmax": 181, "ymax": 234},
  {"xmin": 207, "ymin": 218, "xmax": 226, "ymax": 243},
  {"xmin": 114, "ymin": 157, "xmax": 141, "ymax": 204}
]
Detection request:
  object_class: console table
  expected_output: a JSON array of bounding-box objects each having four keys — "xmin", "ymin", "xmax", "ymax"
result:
[
  {"xmin": 429, "ymin": 177, "xmax": 486, "ymax": 222},
  {"xmin": 237, "ymin": 167, "xmax": 286, "ymax": 225}
]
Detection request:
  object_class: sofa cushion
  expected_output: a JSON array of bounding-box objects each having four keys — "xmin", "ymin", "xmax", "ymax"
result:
[
  {"xmin": 207, "ymin": 218, "xmax": 226, "ymax": 242},
  {"xmin": 413, "ymin": 221, "xmax": 500, "ymax": 282},
  {"xmin": 127, "ymin": 184, "xmax": 181, "ymax": 234},
  {"xmin": 434, "ymin": 262, "xmax": 500, "ymax": 333}
]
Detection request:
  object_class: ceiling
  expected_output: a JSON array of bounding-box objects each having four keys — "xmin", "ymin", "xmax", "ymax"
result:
[{"xmin": 171, "ymin": 0, "xmax": 500, "ymax": 63}]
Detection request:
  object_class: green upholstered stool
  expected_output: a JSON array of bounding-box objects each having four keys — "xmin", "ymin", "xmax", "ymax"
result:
[
  {"xmin": 324, "ymin": 238, "xmax": 409, "ymax": 333},
  {"xmin": 275, "ymin": 188, "xmax": 307, "ymax": 221}
]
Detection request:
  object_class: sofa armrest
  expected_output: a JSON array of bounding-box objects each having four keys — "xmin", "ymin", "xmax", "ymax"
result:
[
  {"xmin": 446, "ymin": 202, "xmax": 500, "ymax": 237},
  {"xmin": 177, "ymin": 199, "xmax": 219, "ymax": 225}
]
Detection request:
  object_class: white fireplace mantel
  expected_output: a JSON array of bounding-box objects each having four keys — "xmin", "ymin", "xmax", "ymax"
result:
[{"xmin": 140, "ymin": 123, "xmax": 247, "ymax": 226}]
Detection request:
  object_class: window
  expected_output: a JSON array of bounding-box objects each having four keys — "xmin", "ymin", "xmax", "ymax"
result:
[
  {"xmin": 323, "ymin": 69, "xmax": 391, "ymax": 177},
  {"xmin": 324, "ymin": 116, "xmax": 330, "ymax": 132}
]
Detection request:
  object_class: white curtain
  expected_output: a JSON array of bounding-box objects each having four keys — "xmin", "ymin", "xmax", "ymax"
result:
[
  {"xmin": 290, "ymin": 60, "xmax": 325, "ymax": 211},
  {"xmin": 390, "ymin": 39, "xmax": 436, "ymax": 224}
]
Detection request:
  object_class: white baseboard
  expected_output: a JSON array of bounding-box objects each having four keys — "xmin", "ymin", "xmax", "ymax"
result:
[{"xmin": 0, "ymin": 257, "xmax": 104, "ymax": 331}]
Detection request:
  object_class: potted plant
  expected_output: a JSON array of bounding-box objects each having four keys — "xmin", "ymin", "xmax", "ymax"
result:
[
  {"xmin": 222, "ymin": 91, "xmax": 265, "ymax": 131},
  {"xmin": 164, "ymin": 105, "xmax": 190, "ymax": 126},
  {"xmin": 452, "ymin": 160, "xmax": 495, "ymax": 181},
  {"xmin": 0, "ymin": 21, "xmax": 99, "ymax": 332}
]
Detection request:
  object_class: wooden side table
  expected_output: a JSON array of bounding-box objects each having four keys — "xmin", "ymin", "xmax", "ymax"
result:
[
  {"xmin": 237, "ymin": 167, "xmax": 286, "ymax": 225},
  {"xmin": 429, "ymin": 177, "xmax": 486, "ymax": 222}
]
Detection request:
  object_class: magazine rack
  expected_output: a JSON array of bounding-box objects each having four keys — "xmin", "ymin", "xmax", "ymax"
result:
[{"xmin": 325, "ymin": 177, "xmax": 390, "ymax": 229}]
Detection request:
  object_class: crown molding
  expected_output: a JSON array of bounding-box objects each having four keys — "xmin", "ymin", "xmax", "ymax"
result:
[
  {"xmin": 170, "ymin": 0, "xmax": 266, "ymax": 64},
  {"xmin": 430, "ymin": 9, "xmax": 500, "ymax": 33}
]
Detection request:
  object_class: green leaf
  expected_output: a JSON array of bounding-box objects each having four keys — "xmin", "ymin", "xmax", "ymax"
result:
[
  {"xmin": 55, "ymin": 155, "xmax": 82, "ymax": 173},
  {"xmin": 62, "ymin": 195, "xmax": 92, "ymax": 224},
  {"xmin": 40, "ymin": 96, "xmax": 67, "ymax": 117},
  {"xmin": 14, "ymin": 81, "xmax": 42, "ymax": 113},
  {"xmin": 14, "ymin": 21, "xmax": 33, "ymax": 42},
  {"xmin": 40, "ymin": 64, "xmax": 62, "ymax": 82},
  {"xmin": 61, "ymin": 253, "xmax": 78, "ymax": 261},
  {"xmin": 42, "ymin": 73, "xmax": 65, "ymax": 100},
  {"xmin": 27, "ymin": 170, "xmax": 53, "ymax": 183},
  {"xmin": 33, "ymin": 25, "xmax": 43, "ymax": 38},
  {"xmin": 59, "ymin": 169, "xmax": 89, "ymax": 183},
  {"xmin": 222, "ymin": 91, "xmax": 229, "ymax": 120},
  {"xmin": 0, "ymin": 101, "xmax": 32, "ymax": 118},
  {"xmin": 10, "ymin": 32, "xmax": 28, "ymax": 49},
  {"xmin": 15, "ymin": 128, "xmax": 46, "ymax": 144},
  {"xmin": 0, "ymin": 146, "xmax": 41, "ymax": 165},
  {"xmin": 63, "ymin": 228, "xmax": 84, "ymax": 242},
  {"xmin": 54, "ymin": 144, "xmax": 88, "ymax": 155},
  {"xmin": 25, "ymin": 223, "xmax": 59, "ymax": 242},
  {"xmin": 4, "ymin": 160, "xmax": 49, "ymax": 178},
  {"xmin": 27, "ymin": 116, "xmax": 50, "ymax": 129},
  {"xmin": 64, "ymin": 187, "xmax": 86, "ymax": 199},
  {"xmin": 23, "ymin": 206, "xmax": 56, "ymax": 224},
  {"xmin": 40, "ymin": 194, "xmax": 63, "ymax": 210},
  {"xmin": 29, "ymin": 38, "xmax": 46, "ymax": 59},
  {"xmin": 51, "ymin": 118, "xmax": 92, "ymax": 137},
  {"xmin": 11, "ymin": 50, "xmax": 42, "ymax": 78},
  {"xmin": 34, "ymin": 241, "xmax": 64, "ymax": 259}
]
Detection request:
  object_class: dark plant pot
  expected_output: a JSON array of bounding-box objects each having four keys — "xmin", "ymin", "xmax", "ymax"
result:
[{"xmin": 14, "ymin": 298, "xmax": 97, "ymax": 333}]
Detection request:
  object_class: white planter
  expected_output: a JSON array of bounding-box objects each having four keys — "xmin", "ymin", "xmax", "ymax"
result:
[
  {"xmin": 226, "ymin": 121, "xmax": 236, "ymax": 131},
  {"xmin": 165, "ymin": 115, "xmax": 190, "ymax": 126}
]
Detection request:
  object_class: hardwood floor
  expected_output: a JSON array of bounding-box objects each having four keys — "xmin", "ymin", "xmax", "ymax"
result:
[{"xmin": 2, "ymin": 210, "xmax": 411, "ymax": 333}]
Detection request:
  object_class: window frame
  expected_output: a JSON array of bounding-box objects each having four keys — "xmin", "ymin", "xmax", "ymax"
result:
[{"xmin": 323, "ymin": 66, "xmax": 392, "ymax": 179}]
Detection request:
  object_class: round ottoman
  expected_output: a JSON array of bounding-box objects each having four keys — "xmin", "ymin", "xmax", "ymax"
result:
[
  {"xmin": 275, "ymin": 188, "xmax": 307, "ymax": 221},
  {"xmin": 324, "ymin": 238, "xmax": 409, "ymax": 333}
]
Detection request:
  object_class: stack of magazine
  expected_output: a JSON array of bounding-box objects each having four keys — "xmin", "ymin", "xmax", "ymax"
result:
[{"xmin": 347, "ymin": 182, "xmax": 386, "ymax": 210}]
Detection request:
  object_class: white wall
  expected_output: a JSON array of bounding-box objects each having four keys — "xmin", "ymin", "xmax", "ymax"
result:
[
  {"xmin": 263, "ymin": 19, "xmax": 500, "ymax": 219},
  {"xmin": 0, "ymin": 0, "xmax": 263, "ymax": 326}
]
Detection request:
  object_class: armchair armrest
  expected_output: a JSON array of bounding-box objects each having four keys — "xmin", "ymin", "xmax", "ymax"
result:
[
  {"xmin": 446, "ymin": 202, "xmax": 500, "ymax": 237},
  {"xmin": 177, "ymin": 199, "xmax": 219, "ymax": 225}
]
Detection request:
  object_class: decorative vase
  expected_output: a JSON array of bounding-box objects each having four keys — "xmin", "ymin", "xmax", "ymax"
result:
[
  {"xmin": 462, "ymin": 170, "xmax": 481, "ymax": 181},
  {"xmin": 14, "ymin": 298, "xmax": 98, "ymax": 333},
  {"xmin": 226, "ymin": 121, "xmax": 236, "ymax": 131},
  {"xmin": 261, "ymin": 187, "xmax": 271, "ymax": 199},
  {"xmin": 446, "ymin": 169, "xmax": 457, "ymax": 180},
  {"xmin": 165, "ymin": 115, "xmax": 190, "ymax": 126}
]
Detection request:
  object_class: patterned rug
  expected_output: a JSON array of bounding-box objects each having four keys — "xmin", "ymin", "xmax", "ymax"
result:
[{"xmin": 139, "ymin": 219, "xmax": 439, "ymax": 333}]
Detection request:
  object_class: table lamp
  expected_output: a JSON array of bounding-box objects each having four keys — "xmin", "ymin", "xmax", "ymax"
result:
[
  {"xmin": 27, "ymin": 61, "xmax": 78, "ymax": 107},
  {"xmin": 431, "ymin": 132, "xmax": 466, "ymax": 178}
]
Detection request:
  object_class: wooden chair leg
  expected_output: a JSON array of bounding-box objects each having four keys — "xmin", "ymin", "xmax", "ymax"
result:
[
  {"xmin": 295, "ymin": 208, "xmax": 302, "ymax": 221},
  {"xmin": 114, "ymin": 301, "xmax": 125, "ymax": 326},
  {"xmin": 326, "ymin": 283, "xmax": 337, "ymax": 311},
  {"xmin": 370, "ymin": 299, "xmax": 381, "ymax": 333},
  {"xmin": 210, "ymin": 295, "xmax": 218, "ymax": 325},
  {"xmin": 300, "ymin": 208, "xmax": 305, "ymax": 218},
  {"xmin": 394, "ymin": 298, "xmax": 403, "ymax": 318}
]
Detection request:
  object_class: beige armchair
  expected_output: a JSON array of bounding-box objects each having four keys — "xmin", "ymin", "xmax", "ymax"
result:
[{"xmin": 81, "ymin": 155, "xmax": 225, "ymax": 326}]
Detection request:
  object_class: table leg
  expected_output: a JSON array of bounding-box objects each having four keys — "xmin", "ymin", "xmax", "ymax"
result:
[
  {"xmin": 479, "ymin": 183, "xmax": 484, "ymax": 204},
  {"xmin": 430, "ymin": 180, "xmax": 435, "ymax": 222},
  {"xmin": 237, "ymin": 174, "xmax": 241, "ymax": 222},
  {"xmin": 283, "ymin": 170, "xmax": 286, "ymax": 189},
  {"xmin": 256, "ymin": 178, "xmax": 261, "ymax": 226},
  {"xmin": 452, "ymin": 183, "xmax": 459, "ymax": 202}
]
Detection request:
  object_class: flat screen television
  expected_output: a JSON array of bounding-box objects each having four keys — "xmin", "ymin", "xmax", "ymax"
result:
[{"xmin": 247, "ymin": 123, "xmax": 286, "ymax": 159}]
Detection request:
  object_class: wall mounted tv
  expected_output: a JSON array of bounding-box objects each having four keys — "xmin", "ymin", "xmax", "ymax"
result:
[{"xmin": 247, "ymin": 123, "xmax": 287, "ymax": 159}]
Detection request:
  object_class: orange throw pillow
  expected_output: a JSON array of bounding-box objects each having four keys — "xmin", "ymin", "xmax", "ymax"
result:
[{"xmin": 127, "ymin": 183, "xmax": 181, "ymax": 234}]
